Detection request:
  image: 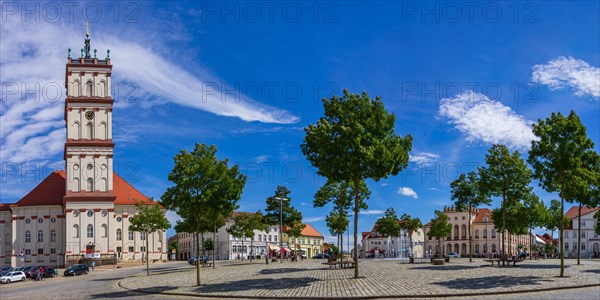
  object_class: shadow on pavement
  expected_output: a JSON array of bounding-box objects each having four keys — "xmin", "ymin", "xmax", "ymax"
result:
[
  {"xmin": 583, "ymin": 269, "xmax": 600, "ymax": 274},
  {"xmin": 433, "ymin": 275, "xmax": 552, "ymax": 290},
  {"xmin": 410, "ymin": 265, "xmax": 480, "ymax": 271},
  {"xmin": 517, "ymin": 264, "xmax": 571, "ymax": 269},
  {"xmin": 89, "ymin": 286, "xmax": 178, "ymax": 298},
  {"xmin": 259, "ymin": 268, "xmax": 310, "ymax": 275},
  {"xmin": 195, "ymin": 277, "xmax": 320, "ymax": 293}
]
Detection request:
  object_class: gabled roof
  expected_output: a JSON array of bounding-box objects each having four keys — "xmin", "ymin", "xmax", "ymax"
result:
[
  {"xmin": 472, "ymin": 208, "xmax": 494, "ymax": 223},
  {"xmin": 14, "ymin": 171, "xmax": 66, "ymax": 206},
  {"xmin": 0, "ymin": 203, "xmax": 13, "ymax": 211},
  {"xmin": 564, "ymin": 206, "xmax": 599, "ymax": 220},
  {"xmin": 300, "ymin": 224, "xmax": 323, "ymax": 238},
  {"xmin": 12, "ymin": 170, "xmax": 152, "ymax": 207}
]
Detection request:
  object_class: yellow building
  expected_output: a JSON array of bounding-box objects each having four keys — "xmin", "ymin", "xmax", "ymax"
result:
[{"xmin": 283, "ymin": 224, "xmax": 324, "ymax": 258}]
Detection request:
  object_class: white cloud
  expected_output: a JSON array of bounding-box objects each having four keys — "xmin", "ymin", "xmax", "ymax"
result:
[
  {"xmin": 303, "ymin": 216, "xmax": 324, "ymax": 223},
  {"xmin": 397, "ymin": 187, "xmax": 418, "ymax": 199},
  {"xmin": 358, "ymin": 210, "xmax": 385, "ymax": 215},
  {"xmin": 429, "ymin": 187, "xmax": 440, "ymax": 191},
  {"xmin": 409, "ymin": 152, "xmax": 439, "ymax": 167},
  {"xmin": 300, "ymin": 202, "xmax": 309, "ymax": 206},
  {"xmin": 438, "ymin": 90, "xmax": 537, "ymax": 150},
  {"xmin": 531, "ymin": 56, "xmax": 600, "ymax": 98},
  {"xmin": 0, "ymin": 14, "xmax": 299, "ymax": 164},
  {"xmin": 252, "ymin": 155, "xmax": 269, "ymax": 164}
]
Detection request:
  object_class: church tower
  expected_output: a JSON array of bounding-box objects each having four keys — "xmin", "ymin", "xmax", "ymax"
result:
[{"xmin": 63, "ymin": 27, "xmax": 116, "ymax": 254}]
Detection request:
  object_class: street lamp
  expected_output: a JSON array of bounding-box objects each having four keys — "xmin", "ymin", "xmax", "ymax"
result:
[
  {"xmin": 274, "ymin": 196, "xmax": 288, "ymax": 263},
  {"xmin": 484, "ymin": 213, "xmax": 488, "ymax": 259}
]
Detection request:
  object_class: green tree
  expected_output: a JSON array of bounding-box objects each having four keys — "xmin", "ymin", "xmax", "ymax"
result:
[
  {"xmin": 301, "ymin": 89, "xmax": 412, "ymax": 278},
  {"xmin": 594, "ymin": 210, "xmax": 600, "ymax": 235},
  {"xmin": 528, "ymin": 111, "xmax": 596, "ymax": 276},
  {"xmin": 168, "ymin": 239, "xmax": 179, "ymax": 259},
  {"xmin": 203, "ymin": 237, "xmax": 214, "ymax": 263},
  {"xmin": 427, "ymin": 210, "xmax": 452, "ymax": 258},
  {"xmin": 450, "ymin": 171, "xmax": 491, "ymax": 262},
  {"xmin": 265, "ymin": 186, "xmax": 305, "ymax": 239},
  {"xmin": 161, "ymin": 143, "xmax": 246, "ymax": 285},
  {"xmin": 129, "ymin": 200, "xmax": 171, "ymax": 276},
  {"xmin": 479, "ymin": 144, "xmax": 532, "ymax": 256},
  {"xmin": 521, "ymin": 193, "xmax": 548, "ymax": 259},
  {"xmin": 315, "ymin": 180, "xmax": 368, "ymax": 262},
  {"xmin": 399, "ymin": 213, "xmax": 423, "ymax": 262},
  {"xmin": 574, "ymin": 152, "xmax": 599, "ymax": 264},
  {"xmin": 375, "ymin": 208, "xmax": 402, "ymax": 258},
  {"xmin": 228, "ymin": 212, "xmax": 269, "ymax": 262}
]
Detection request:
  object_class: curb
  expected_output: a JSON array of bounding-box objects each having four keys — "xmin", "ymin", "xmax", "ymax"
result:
[{"xmin": 117, "ymin": 280, "xmax": 600, "ymax": 299}]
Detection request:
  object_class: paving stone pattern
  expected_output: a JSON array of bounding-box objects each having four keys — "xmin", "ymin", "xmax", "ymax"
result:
[{"xmin": 120, "ymin": 258, "xmax": 600, "ymax": 298}]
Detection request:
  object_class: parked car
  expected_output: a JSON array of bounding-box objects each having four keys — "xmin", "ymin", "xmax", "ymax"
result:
[
  {"xmin": 64, "ymin": 264, "xmax": 89, "ymax": 276},
  {"xmin": 446, "ymin": 252, "xmax": 461, "ymax": 258},
  {"xmin": 25, "ymin": 266, "xmax": 48, "ymax": 278},
  {"xmin": 312, "ymin": 253, "xmax": 330, "ymax": 259},
  {"xmin": 0, "ymin": 271, "xmax": 26, "ymax": 283},
  {"xmin": 188, "ymin": 256, "xmax": 209, "ymax": 265},
  {"xmin": 22, "ymin": 266, "xmax": 36, "ymax": 278},
  {"xmin": 43, "ymin": 267, "xmax": 56, "ymax": 278}
]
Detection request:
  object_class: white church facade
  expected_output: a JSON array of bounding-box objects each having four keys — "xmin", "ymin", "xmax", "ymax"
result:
[{"xmin": 0, "ymin": 32, "xmax": 166, "ymax": 267}]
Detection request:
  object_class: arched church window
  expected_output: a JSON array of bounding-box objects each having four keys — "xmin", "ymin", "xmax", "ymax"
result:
[
  {"xmin": 73, "ymin": 121, "xmax": 80, "ymax": 139},
  {"xmin": 101, "ymin": 224, "xmax": 107, "ymax": 238},
  {"xmin": 38, "ymin": 230, "xmax": 43, "ymax": 242},
  {"xmin": 86, "ymin": 81, "xmax": 93, "ymax": 97},
  {"xmin": 86, "ymin": 123, "xmax": 93, "ymax": 140},
  {"xmin": 73, "ymin": 177, "xmax": 80, "ymax": 192},
  {"xmin": 116, "ymin": 229, "xmax": 122, "ymax": 241},
  {"xmin": 100, "ymin": 177, "xmax": 107, "ymax": 191},
  {"xmin": 50, "ymin": 229, "xmax": 56, "ymax": 242},
  {"xmin": 99, "ymin": 80, "xmax": 107, "ymax": 97},
  {"xmin": 87, "ymin": 178, "xmax": 94, "ymax": 192},
  {"xmin": 72, "ymin": 80, "xmax": 80, "ymax": 97},
  {"xmin": 100, "ymin": 122, "xmax": 107, "ymax": 139},
  {"xmin": 73, "ymin": 225, "xmax": 79, "ymax": 238},
  {"xmin": 87, "ymin": 224, "xmax": 94, "ymax": 238},
  {"xmin": 25, "ymin": 231, "xmax": 31, "ymax": 243}
]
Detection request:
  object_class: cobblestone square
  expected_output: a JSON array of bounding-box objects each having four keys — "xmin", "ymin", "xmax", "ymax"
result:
[{"xmin": 120, "ymin": 258, "xmax": 600, "ymax": 298}]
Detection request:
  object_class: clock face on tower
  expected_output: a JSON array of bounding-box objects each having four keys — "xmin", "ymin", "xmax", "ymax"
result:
[{"xmin": 85, "ymin": 110, "xmax": 94, "ymax": 120}]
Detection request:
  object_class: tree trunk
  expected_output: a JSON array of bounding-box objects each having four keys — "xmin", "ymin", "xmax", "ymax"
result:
[
  {"xmin": 195, "ymin": 229, "xmax": 201, "ymax": 285},
  {"xmin": 559, "ymin": 176, "xmax": 565, "ymax": 277},
  {"xmin": 241, "ymin": 237, "xmax": 244, "ymax": 262},
  {"xmin": 529, "ymin": 227, "xmax": 533, "ymax": 260},
  {"xmin": 340, "ymin": 231, "xmax": 344, "ymax": 263},
  {"xmin": 146, "ymin": 231, "xmax": 150, "ymax": 276},
  {"xmin": 502, "ymin": 196, "xmax": 506, "ymax": 258},
  {"xmin": 468, "ymin": 209, "xmax": 472, "ymax": 262},
  {"xmin": 212, "ymin": 224, "xmax": 216, "ymax": 269},
  {"xmin": 353, "ymin": 177, "xmax": 360, "ymax": 279},
  {"xmin": 250, "ymin": 237, "xmax": 254, "ymax": 262},
  {"xmin": 409, "ymin": 233, "xmax": 414, "ymax": 262},
  {"xmin": 201, "ymin": 233, "xmax": 205, "ymax": 264},
  {"xmin": 577, "ymin": 204, "xmax": 581, "ymax": 265}
]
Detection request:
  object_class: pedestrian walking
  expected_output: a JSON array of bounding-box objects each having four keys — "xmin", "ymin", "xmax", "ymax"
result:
[{"xmin": 91, "ymin": 261, "xmax": 95, "ymax": 271}]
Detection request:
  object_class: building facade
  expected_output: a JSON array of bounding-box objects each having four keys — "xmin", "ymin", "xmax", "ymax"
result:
[
  {"xmin": 361, "ymin": 223, "xmax": 425, "ymax": 258},
  {"xmin": 564, "ymin": 206, "xmax": 600, "ymax": 258},
  {"xmin": 423, "ymin": 206, "xmax": 531, "ymax": 258},
  {"xmin": 283, "ymin": 224, "xmax": 325, "ymax": 258},
  {"xmin": 0, "ymin": 32, "xmax": 166, "ymax": 267},
  {"xmin": 215, "ymin": 212, "xmax": 280, "ymax": 260}
]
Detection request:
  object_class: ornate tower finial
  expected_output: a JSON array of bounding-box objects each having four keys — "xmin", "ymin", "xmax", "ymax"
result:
[{"xmin": 84, "ymin": 20, "xmax": 91, "ymax": 58}]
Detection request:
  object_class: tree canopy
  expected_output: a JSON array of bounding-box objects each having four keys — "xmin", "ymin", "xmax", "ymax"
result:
[
  {"xmin": 301, "ymin": 89, "xmax": 412, "ymax": 278},
  {"xmin": 427, "ymin": 210, "xmax": 452, "ymax": 257},
  {"xmin": 264, "ymin": 186, "xmax": 305, "ymax": 238},
  {"xmin": 528, "ymin": 111, "xmax": 596, "ymax": 277},
  {"xmin": 129, "ymin": 200, "xmax": 171, "ymax": 276}
]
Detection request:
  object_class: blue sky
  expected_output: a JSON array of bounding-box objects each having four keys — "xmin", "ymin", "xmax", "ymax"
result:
[{"xmin": 1, "ymin": 1, "xmax": 599, "ymax": 246}]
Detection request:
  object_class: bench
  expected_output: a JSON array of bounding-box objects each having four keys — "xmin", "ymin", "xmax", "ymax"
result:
[
  {"xmin": 200, "ymin": 262, "xmax": 213, "ymax": 268},
  {"xmin": 484, "ymin": 257, "xmax": 524, "ymax": 267},
  {"xmin": 321, "ymin": 261, "xmax": 355, "ymax": 269}
]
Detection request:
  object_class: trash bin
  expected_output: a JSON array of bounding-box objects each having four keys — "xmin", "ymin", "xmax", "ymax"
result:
[{"xmin": 445, "ymin": 257, "xmax": 450, "ymax": 262}]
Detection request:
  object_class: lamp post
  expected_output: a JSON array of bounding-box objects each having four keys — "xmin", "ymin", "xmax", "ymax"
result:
[
  {"xmin": 484, "ymin": 213, "xmax": 488, "ymax": 259},
  {"xmin": 274, "ymin": 196, "xmax": 288, "ymax": 263}
]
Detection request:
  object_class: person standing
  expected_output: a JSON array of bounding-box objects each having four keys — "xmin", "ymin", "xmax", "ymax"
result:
[{"xmin": 91, "ymin": 261, "xmax": 95, "ymax": 271}]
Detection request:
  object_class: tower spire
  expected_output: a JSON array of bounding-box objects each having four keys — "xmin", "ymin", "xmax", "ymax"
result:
[{"xmin": 84, "ymin": 20, "xmax": 91, "ymax": 58}]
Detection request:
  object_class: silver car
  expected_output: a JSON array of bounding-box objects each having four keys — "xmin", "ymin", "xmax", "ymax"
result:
[
  {"xmin": 446, "ymin": 252, "xmax": 461, "ymax": 258},
  {"xmin": 0, "ymin": 271, "xmax": 26, "ymax": 283}
]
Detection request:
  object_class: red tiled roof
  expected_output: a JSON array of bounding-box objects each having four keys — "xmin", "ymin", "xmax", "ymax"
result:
[
  {"xmin": 472, "ymin": 208, "xmax": 493, "ymax": 223},
  {"xmin": 12, "ymin": 170, "xmax": 153, "ymax": 207},
  {"xmin": 301, "ymin": 224, "xmax": 323, "ymax": 237},
  {"xmin": 564, "ymin": 206, "xmax": 599, "ymax": 220},
  {"xmin": 14, "ymin": 171, "xmax": 66, "ymax": 206},
  {"xmin": 0, "ymin": 203, "xmax": 13, "ymax": 211}
]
